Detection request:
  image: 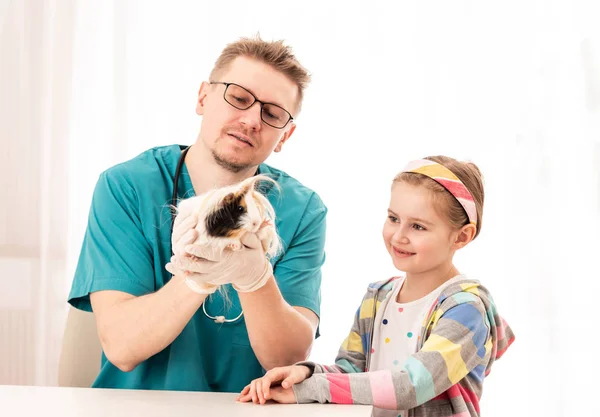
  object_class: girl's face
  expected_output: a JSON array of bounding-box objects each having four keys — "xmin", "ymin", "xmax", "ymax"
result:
[{"xmin": 382, "ymin": 182, "xmax": 461, "ymax": 275}]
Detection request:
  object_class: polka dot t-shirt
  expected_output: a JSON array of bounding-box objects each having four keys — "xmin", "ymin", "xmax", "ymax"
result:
[{"xmin": 369, "ymin": 275, "xmax": 467, "ymax": 417}]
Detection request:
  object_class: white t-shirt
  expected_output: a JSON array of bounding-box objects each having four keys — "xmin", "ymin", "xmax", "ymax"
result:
[{"xmin": 369, "ymin": 275, "xmax": 467, "ymax": 417}]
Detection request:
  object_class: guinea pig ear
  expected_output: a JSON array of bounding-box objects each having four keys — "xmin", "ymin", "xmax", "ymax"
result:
[{"xmin": 221, "ymin": 192, "xmax": 236, "ymax": 205}]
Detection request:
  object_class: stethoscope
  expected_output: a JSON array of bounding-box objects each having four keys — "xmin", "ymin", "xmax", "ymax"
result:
[{"xmin": 171, "ymin": 145, "xmax": 244, "ymax": 324}]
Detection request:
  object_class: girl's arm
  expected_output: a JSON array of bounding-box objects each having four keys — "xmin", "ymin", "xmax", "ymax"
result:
[
  {"xmin": 297, "ymin": 299, "xmax": 371, "ymax": 375},
  {"xmin": 293, "ymin": 297, "xmax": 509, "ymax": 410},
  {"xmin": 238, "ymin": 299, "xmax": 371, "ymax": 405}
]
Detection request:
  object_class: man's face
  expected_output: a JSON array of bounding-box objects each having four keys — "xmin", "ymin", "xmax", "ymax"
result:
[{"xmin": 196, "ymin": 56, "xmax": 299, "ymax": 173}]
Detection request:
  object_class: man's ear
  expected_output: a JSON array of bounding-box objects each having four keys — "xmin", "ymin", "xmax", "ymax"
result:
[
  {"xmin": 274, "ymin": 123, "xmax": 296, "ymax": 153},
  {"xmin": 453, "ymin": 223, "xmax": 476, "ymax": 250},
  {"xmin": 196, "ymin": 81, "xmax": 211, "ymax": 116}
]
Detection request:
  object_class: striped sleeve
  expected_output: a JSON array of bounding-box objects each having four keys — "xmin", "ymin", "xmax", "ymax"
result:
[
  {"xmin": 293, "ymin": 298, "xmax": 491, "ymax": 410},
  {"xmin": 296, "ymin": 302, "xmax": 369, "ymax": 375}
]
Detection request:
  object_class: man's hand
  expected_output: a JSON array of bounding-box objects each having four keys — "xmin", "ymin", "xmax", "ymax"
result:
[
  {"xmin": 167, "ymin": 232, "xmax": 273, "ymax": 293},
  {"xmin": 171, "ymin": 208, "xmax": 197, "ymax": 257},
  {"xmin": 236, "ymin": 365, "xmax": 311, "ymax": 404},
  {"xmin": 167, "ymin": 209, "xmax": 218, "ymax": 294}
]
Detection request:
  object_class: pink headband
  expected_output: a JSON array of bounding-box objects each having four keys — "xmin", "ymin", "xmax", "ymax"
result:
[{"xmin": 401, "ymin": 159, "xmax": 477, "ymax": 226}]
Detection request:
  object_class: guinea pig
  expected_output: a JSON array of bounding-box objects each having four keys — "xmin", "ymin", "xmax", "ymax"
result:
[{"xmin": 174, "ymin": 174, "xmax": 282, "ymax": 259}]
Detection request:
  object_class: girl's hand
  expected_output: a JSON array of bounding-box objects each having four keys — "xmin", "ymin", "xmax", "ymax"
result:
[
  {"xmin": 236, "ymin": 365, "xmax": 311, "ymax": 404},
  {"xmin": 263, "ymin": 386, "xmax": 296, "ymax": 404}
]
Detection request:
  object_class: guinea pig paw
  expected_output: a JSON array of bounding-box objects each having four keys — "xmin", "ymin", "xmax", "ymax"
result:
[
  {"xmin": 228, "ymin": 242, "xmax": 243, "ymax": 251},
  {"xmin": 258, "ymin": 219, "xmax": 272, "ymax": 230}
]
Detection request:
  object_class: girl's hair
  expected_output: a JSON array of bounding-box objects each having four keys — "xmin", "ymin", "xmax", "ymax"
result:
[
  {"xmin": 209, "ymin": 34, "xmax": 310, "ymax": 112},
  {"xmin": 393, "ymin": 156, "xmax": 485, "ymax": 238}
]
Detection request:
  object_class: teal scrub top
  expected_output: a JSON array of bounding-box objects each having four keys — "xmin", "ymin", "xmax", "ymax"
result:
[{"xmin": 68, "ymin": 145, "xmax": 327, "ymax": 392}]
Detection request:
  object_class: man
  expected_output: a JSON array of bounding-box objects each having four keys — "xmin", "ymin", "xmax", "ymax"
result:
[{"xmin": 68, "ymin": 36, "xmax": 327, "ymax": 392}]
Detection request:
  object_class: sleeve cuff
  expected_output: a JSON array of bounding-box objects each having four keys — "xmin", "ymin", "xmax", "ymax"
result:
[
  {"xmin": 294, "ymin": 361, "xmax": 317, "ymax": 376},
  {"xmin": 68, "ymin": 276, "xmax": 154, "ymax": 312},
  {"xmin": 293, "ymin": 374, "xmax": 330, "ymax": 404}
]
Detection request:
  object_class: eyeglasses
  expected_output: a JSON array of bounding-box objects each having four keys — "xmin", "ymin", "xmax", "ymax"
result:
[{"xmin": 209, "ymin": 82, "xmax": 294, "ymax": 129}]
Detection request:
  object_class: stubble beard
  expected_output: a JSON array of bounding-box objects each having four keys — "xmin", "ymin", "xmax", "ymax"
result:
[
  {"xmin": 211, "ymin": 148, "xmax": 252, "ymax": 174},
  {"xmin": 210, "ymin": 125, "xmax": 261, "ymax": 173}
]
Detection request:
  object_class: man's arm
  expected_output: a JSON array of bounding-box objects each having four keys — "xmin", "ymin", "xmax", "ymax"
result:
[
  {"xmin": 238, "ymin": 276, "xmax": 318, "ymax": 370},
  {"xmin": 90, "ymin": 274, "xmax": 207, "ymax": 372},
  {"xmin": 168, "ymin": 191, "xmax": 327, "ymax": 370},
  {"xmin": 78, "ymin": 169, "xmax": 213, "ymax": 372},
  {"xmin": 238, "ymin": 192, "xmax": 326, "ymax": 370}
]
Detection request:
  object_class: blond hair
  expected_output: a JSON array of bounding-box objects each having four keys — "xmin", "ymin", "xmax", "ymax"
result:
[
  {"xmin": 209, "ymin": 35, "xmax": 310, "ymax": 112},
  {"xmin": 393, "ymin": 156, "xmax": 485, "ymax": 238}
]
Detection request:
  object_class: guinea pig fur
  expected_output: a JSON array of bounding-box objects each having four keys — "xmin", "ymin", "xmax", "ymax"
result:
[{"xmin": 174, "ymin": 175, "xmax": 282, "ymax": 259}]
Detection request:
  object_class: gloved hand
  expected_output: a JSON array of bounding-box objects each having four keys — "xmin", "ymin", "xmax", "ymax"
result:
[
  {"xmin": 167, "ymin": 208, "xmax": 218, "ymax": 294},
  {"xmin": 167, "ymin": 232, "xmax": 273, "ymax": 293},
  {"xmin": 171, "ymin": 205, "xmax": 197, "ymax": 257}
]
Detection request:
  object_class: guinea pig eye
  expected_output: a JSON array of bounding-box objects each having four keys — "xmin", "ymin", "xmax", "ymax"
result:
[{"xmin": 237, "ymin": 206, "xmax": 245, "ymax": 213}]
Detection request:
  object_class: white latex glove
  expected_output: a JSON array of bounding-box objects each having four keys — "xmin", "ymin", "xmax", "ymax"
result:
[
  {"xmin": 171, "ymin": 208, "xmax": 197, "ymax": 257},
  {"xmin": 167, "ymin": 232, "xmax": 273, "ymax": 293},
  {"xmin": 167, "ymin": 209, "xmax": 218, "ymax": 294}
]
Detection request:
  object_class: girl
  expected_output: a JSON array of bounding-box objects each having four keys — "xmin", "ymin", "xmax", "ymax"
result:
[{"xmin": 237, "ymin": 156, "xmax": 515, "ymax": 417}]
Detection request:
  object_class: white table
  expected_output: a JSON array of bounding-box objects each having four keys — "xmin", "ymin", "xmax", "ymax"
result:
[{"xmin": 0, "ymin": 385, "xmax": 372, "ymax": 416}]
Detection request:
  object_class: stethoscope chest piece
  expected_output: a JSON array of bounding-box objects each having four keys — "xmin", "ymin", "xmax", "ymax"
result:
[{"xmin": 201, "ymin": 300, "xmax": 244, "ymax": 324}]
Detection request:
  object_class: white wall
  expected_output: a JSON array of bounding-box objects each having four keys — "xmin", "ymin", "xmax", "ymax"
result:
[{"xmin": 2, "ymin": 0, "xmax": 599, "ymax": 415}]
